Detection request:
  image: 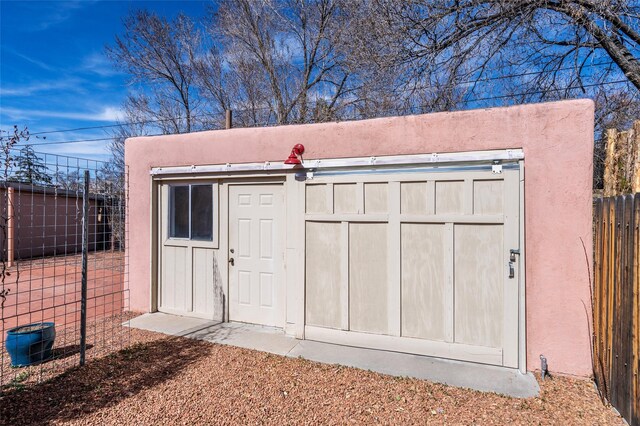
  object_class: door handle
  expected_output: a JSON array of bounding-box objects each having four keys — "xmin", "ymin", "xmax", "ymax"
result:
[
  {"xmin": 508, "ymin": 249, "xmax": 520, "ymax": 279},
  {"xmin": 229, "ymin": 257, "xmax": 234, "ymax": 266}
]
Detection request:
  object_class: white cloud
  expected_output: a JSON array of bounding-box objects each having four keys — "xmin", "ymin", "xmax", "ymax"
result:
[
  {"xmin": 80, "ymin": 52, "xmax": 122, "ymax": 77},
  {"xmin": 26, "ymin": 1, "xmax": 99, "ymax": 32},
  {"xmin": 31, "ymin": 140, "xmax": 111, "ymax": 157},
  {"xmin": 2, "ymin": 48, "xmax": 58, "ymax": 72},
  {"xmin": 94, "ymin": 106, "xmax": 123, "ymax": 121},
  {"xmin": 1, "ymin": 106, "xmax": 123, "ymax": 122},
  {"xmin": 0, "ymin": 79, "xmax": 83, "ymax": 97}
]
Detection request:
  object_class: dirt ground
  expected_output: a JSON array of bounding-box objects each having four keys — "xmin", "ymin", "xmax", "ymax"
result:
[
  {"xmin": 1, "ymin": 251, "xmax": 128, "ymax": 389},
  {"xmin": 0, "ymin": 324, "xmax": 624, "ymax": 426},
  {"xmin": 1, "ymin": 251, "xmax": 126, "ymax": 332}
]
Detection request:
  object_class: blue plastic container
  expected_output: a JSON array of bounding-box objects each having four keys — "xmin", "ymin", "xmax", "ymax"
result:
[{"xmin": 5, "ymin": 322, "xmax": 56, "ymax": 367}]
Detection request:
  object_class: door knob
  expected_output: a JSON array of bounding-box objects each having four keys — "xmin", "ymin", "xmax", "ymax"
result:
[{"xmin": 229, "ymin": 257, "xmax": 234, "ymax": 266}]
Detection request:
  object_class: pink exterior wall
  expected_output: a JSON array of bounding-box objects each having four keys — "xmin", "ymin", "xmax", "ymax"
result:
[{"xmin": 125, "ymin": 100, "xmax": 594, "ymax": 377}]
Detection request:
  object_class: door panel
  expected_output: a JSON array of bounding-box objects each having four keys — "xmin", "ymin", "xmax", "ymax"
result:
[
  {"xmin": 401, "ymin": 223, "xmax": 447, "ymax": 341},
  {"xmin": 305, "ymin": 222, "xmax": 343, "ymax": 329},
  {"xmin": 454, "ymin": 224, "xmax": 504, "ymax": 348},
  {"xmin": 229, "ymin": 184, "xmax": 284, "ymax": 327},
  {"xmin": 349, "ymin": 222, "xmax": 389, "ymax": 334},
  {"xmin": 193, "ymin": 248, "xmax": 215, "ymax": 316},
  {"xmin": 161, "ymin": 245, "xmax": 188, "ymax": 312}
]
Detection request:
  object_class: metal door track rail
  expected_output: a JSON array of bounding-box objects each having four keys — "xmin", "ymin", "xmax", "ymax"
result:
[{"xmin": 150, "ymin": 149, "xmax": 524, "ymax": 176}]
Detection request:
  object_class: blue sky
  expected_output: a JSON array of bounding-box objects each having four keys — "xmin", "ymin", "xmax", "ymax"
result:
[{"xmin": 0, "ymin": 0, "xmax": 208, "ymax": 161}]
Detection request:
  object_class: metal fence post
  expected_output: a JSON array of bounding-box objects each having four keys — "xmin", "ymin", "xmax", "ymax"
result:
[
  {"xmin": 7, "ymin": 186, "xmax": 15, "ymax": 268},
  {"xmin": 80, "ymin": 170, "xmax": 90, "ymax": 366}
]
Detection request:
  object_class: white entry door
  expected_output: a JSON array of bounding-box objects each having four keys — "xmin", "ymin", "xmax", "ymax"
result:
[{"xmin": 228, "ymin": 184, "xmax": 284, "ymax": 327}]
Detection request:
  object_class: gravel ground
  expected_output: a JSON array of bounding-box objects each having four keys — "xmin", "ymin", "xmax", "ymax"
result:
[
  {"xmin": 0, "ymin": 326, "xmax": 624, "ymax": 426},
  {"xmin": 1, "ymin": 313, "xmax": 133, "ymax": 389}
]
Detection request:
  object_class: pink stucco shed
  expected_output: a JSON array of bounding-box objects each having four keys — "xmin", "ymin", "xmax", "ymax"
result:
[{"xmin": 126, "ymin": 100, "xmax": 594, "ymax": 377}]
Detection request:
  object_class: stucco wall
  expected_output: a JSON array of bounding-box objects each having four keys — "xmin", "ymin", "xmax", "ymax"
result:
[{"xmin": 125, "ymin": 100, "xmax": 594, "ymax": 376}]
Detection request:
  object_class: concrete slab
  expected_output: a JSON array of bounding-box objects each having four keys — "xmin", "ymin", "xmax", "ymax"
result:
[
  {"xmin": 125, "ymin": 312, "xmax": 219, "ymax": 337},
  {"xmin": 186, "ymin": 322, "xmax": 299, "ymax": 356},
  {"xmin": 288, "ymin": 340, "xmax": 540, "ymax": 398},
  {"xmin": 127, "ymin": 313, "xmax": 539, "ymax": 398}
]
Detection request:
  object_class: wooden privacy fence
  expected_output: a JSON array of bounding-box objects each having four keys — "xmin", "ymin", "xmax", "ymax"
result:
[{"xmin": 593, "ymin": 194, "xmax": 640, "ymax": 426}]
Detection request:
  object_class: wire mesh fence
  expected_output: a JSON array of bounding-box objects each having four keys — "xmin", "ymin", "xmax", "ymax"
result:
[{"xmin": 0, "ymin": 149, "xmax": 129, "ymax": 391}]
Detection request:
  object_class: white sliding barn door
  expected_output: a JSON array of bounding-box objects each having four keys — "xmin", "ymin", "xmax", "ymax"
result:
[{"xmin": 304, "ymin": 166, "xmax": 522, "ymax": 368}]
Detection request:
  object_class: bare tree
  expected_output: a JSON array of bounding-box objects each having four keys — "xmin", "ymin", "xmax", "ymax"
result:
[
  {"xmin": 593, "ymin": 87, "xmax": 640, "ymax": 188},
  {"xmin": 106, "ymin": 10, "xmax": 204, "ymax": 133},
  {"xmin": 96, "ymin": 106, "xmax": 150, "ymax": 251},
  {"xmin": 54, "ymin": 170, "xmax": 80, "ymax": 191},
  {"xmin": 386, "ymin": 1, "xmax": 640, "ymax": 98},
  {"xmin": 375, "ymin": 0, "xmax": 640, "ymax": 189},
  {"xmin": 106, "ymin": 97, "xmax": 153, "ymax": 176},
  {"xmin": 209, "ymin": 0, "xmax": 351, "ymax": 124},
  {"xmin": 107, "ymin": 1, "xmax": 640, "ymax": 191},
  {"xmin": 323, "ymin": 0, "xmax": 471, "ymax": 117},
  {"xmin": 194, "ymin": 46, "xmax": 275, "ymax": 127}
]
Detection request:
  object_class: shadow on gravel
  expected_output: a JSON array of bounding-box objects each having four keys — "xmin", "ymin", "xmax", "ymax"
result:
[
  {"xmin": 52, "ymin": 344, "xmax": 94, "ymax": 361},
  {"xmin": 0, "ymin": 337, "xmax": 210, "ymax": 426}
]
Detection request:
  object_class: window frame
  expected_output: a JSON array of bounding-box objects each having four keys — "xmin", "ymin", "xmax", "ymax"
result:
[
  {"xmin": 166, "ymin": 182, "xmax": 219, "ymax": 247},
  {"xmin": 168, "ymin": 184, "xmax": 191, "ymax": 240}
]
